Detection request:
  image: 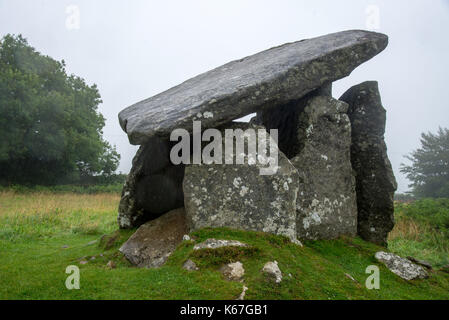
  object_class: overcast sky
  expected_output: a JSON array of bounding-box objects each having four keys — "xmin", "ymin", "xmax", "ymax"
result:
[{"xmin": 1, "ymin": 0, "xmax": 448, "ymax": 192}]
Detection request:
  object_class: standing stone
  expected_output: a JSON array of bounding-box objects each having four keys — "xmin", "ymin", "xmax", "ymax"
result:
[
  {"xmin": 256, "ymin": 84, "xmax": 332, "ymax": 158},
  {"xmin": 292, "ymin": 96, "xmax": 358, "ymax": 240},
  {"xmin": 119, "ymin": 208, "xmax": 188, "ymax": 268},
  {"xmin": 118, "ymin": 137, "xmax": 184, "ymax": 229},
  {"xmin": 375, "ymin": 252, "xmax": 428, "ymax": 280},
  {"xmin": 183, "ymin": 123, "xmax": 300, "ymax": 240},
  {"xmin": 340, "ymin": 81, "xmax": 397, "ymax": 246}
]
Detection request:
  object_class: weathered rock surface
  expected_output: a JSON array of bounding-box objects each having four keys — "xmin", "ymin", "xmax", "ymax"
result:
[
  {"xmin": 183, "ymin": 123, "xmax": 300, "ymax": 240},
  {"xmin": 340, "ymin": 81, "xmax": 397, "ymax": 246},
  {"xmin": 193, "ymin": 239, "xmax": 248, "ymax": 250},
  {"xmin": 375, "ymin": 252, "xmax": 429, "ymax": 280},
  {"xmin": 119, "ymin": 30, "xmax": 388, "ymax": 145},
  {"xmin": 406, "ymin": 256, "xmax": 432, "ymax": 270},
  {"xmin": 118, "ymin": 137, "xmax": 184, "ymax": 229},
  {"xmin": 256, "ymin": 84, "xmax": 332, "ymax": 158},
  {"xmin": 119, "ymin": 208, "xmax": 188, "ymax": 268},
  {"xmin": 220, "ymin": 262, "xmax": 245, "ymax": 281},
  {"xmin": 292, "ymin": 96, "xmax": 358, "ymax": 240},
  {"xmin": 262, "ymin": 261, "xmax": 282, "ymax": 283}
]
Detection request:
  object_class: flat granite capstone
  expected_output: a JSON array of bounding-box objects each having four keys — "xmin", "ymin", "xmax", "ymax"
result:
[{"xmin": 119, "ymin": 30, "xmax": 388, "ymax": 145}]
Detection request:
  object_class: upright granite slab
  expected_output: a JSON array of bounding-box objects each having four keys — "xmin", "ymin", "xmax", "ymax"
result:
[
  {"xmin": 340, "ymin": 81, "xmax": 397, "ymax": 246},
  {"xmin": 292, "ymin": 96, "xmax": 358, "ymax": 240},
  {"xmin": 118, "ymin": 137, "xmax": 184, "ymax": 229},
  {"xmin": 183, "ymin": 123, "xmax": 300, "ymax": 240},
  {"xmin": 255, "ymin": 84, "xmax": 332, "ymax": 158},
  {"xmin": 119, "ymin": 30, "xmax": 388, "ymax": 145}
]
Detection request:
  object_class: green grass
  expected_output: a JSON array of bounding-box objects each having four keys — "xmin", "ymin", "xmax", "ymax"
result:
[
  {"xmin": 0, "ymin": 191, "xmax": 448, "ymax": 300},
  {"xmin": 389, "ymin": 199, "xmax": 449, "ymax": 268}
]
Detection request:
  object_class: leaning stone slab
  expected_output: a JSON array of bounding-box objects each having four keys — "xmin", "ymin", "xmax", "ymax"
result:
[
  {"xmin": 292, "ymin": 96, "xmax": 358, "ymax": 240},
  {"xmin": 183, "ymin": 123, "xmax": 300, "ymax": 240},
  {"xmin": 119, "ymin": 208, "xmax": 187, "ymax": 268},
  {"xmin": 119, "ymin": 30, "xmax": 388, "ymax": 145},
  {"xmin": 118, "ymin": 137, "xmax": 184, "ymax": 229},
  {"xmin": 375, "ymin": 252, "xmax": 429, "ymax": 280},
  {"xmin": 340, "ymin": 81, "xmax": 397, "ymax": 246}
]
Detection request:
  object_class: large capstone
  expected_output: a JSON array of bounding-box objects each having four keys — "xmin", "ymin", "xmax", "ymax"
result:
[
  {"xmin": 340, "ymin": 81, "xmax": 397, "ymax": 246},
  {"xmin": 183, "ymin": 123, "xmax": 300, "ymax": 240},
  {"xmin": 118, "ymin": 137, "xmax": 184, "ymax": 229},
  {"xmin": 291, "ymin": 96, "xmax": 358, "ymax": 240},
  {"xmin": 119, "ymin": 30, "xmax": 388, "ymax": 145}
]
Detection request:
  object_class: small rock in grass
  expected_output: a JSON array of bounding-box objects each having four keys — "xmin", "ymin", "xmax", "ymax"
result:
[
  {"xmin": 61, "ymin": 245, "xmax": 69, "ymax": 249},
  {"xmin": 291, "ymin": 238, "xmax": 303, "ymax": 247},
  {"xmin": 345, "ymin": 273, "xmax": 356, "ymax": 282},
  {"xmin": 106, "ymin": 261, "xmax": 116, "ymax": 269},
  {"xmin": 183, "ymin": 259, "xmax": 198, "ymax": 271},
  {"xmin": 193, "ymin": 239, "xmax": 248, "ymax": 250},
  {"xmin": 220, "ymin": 262, "xmax": 245, "ymax": 281},
  {"xmin": 406, "ymin": 256, "xmax": 432, "ymax": 270},
  {"xmin": 90, "ymin": 256, "xmax": 96, "ymax": 261},
  {"xmin": 375, "ymin": 252, "xmax": 428, "ymax": 280},
  {"xmin": 236, "ymin": 286, "xmax": 248, "ymax": 300},
  {"xmin": 79, "ymin": 260, "xmax": 88, "ymax": 265},
  {"xmin": 262, "ymin": 261, "xmax": 282, "ymax": 283},
  {"xmin": 183, "ymin": 235, "xmax": 191, "ymax": 241},
  {"xmin": 439, "ymin": 265, "xmax": 449, "ymax": 273}
]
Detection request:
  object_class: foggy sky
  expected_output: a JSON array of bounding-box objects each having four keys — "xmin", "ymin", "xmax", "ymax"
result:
[{"xmin": 1, "ymin": 0, "xmax": 448, "ymax": 192}]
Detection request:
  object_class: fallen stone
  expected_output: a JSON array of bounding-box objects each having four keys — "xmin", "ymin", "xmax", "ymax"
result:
[
  {"xmin": 119, "ymin": 208, "xmax": 188, "ymax": 268},
  {"xmin": 345, "ymin": 273, "xmax": 356, "ymax": 282},
  {"xmin": 182, "ymin": 234, "xmax": 191, "ymax": 241},
  {"xmin": 118, "ymin": 137, "xmax": 185, "ymax": 229},
  {"xmin": 183, "ymin": 122, "xmax": 300, "ymax": 240},
  {"xmin": 106, "ymin": 261, "xmax": 116, "ymax": 269},
  {"xmin": 220, "ymin": 262, "xmax": 245, "ymax": 281},
  {"xmin": 292, "ymin": 96, "xmax": 358, "ymax": 240},
  {"xmin": 407, "ymin": 256, "xmax": 433, "ymax": 270},
  {"xmin": 262, "ymin": 261, "xmax": 282, "ymax": 283},
  {"xmin": 79, "ymin": 260, "xmax": 88, "ymax": 265},
  {"xmin": 182, "ymin": 259, "xmax": 198, "ymax": 271},
  {"xmin": 375, "ymin": 251, "xmax": 429, "ymax": 280},
  {"xmin": 193, "ymin": 239, "xmax": 248, "ymax": 251},
  {"xmin": 340, "ymin": 81, "xmax": 397, "ymax": 246},
  {"xmin": 236, "ymin": 286, "xmax": 248, "ymax": 300},
  {"xmin": 119, "ymin": 30, "xmax": 388, "ymax": 145}
]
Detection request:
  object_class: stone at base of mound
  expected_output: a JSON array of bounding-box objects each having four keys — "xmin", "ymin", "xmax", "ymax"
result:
[
  {"xmin": 119, "ymin": 208, "xmax": 188, "ymax": 268},
  {"xmin": 375, "ymin": 252, "xmax": 429, "ymax": 280}
]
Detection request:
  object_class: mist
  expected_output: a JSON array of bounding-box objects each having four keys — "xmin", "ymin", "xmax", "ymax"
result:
[{"xmin": 1, "ymin": 0, "xmax": 448, "ymax": 192}]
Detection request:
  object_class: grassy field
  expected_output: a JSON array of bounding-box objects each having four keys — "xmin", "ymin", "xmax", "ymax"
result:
[{"xmin": 0, "ymin": 191, "xmax": 448, "ymax": 300}]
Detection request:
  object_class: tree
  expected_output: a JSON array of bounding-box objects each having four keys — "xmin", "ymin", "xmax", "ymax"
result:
[
  {"xmin": 0, "ymin": 34, "xmax": 120, "ymax": 185},
  {"xmin": 400, "ymin": 127, "xmax": 449, "ymax": 198}
]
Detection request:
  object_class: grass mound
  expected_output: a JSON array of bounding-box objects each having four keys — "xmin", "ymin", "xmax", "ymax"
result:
[{"xmin": 0, "ymin": 191, "xmax": 448, "ymax": 299}]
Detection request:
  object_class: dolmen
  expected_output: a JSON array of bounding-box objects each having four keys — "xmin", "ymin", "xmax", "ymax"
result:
[{"xmin": 117, "ymin": 30, "xmax": 397, "ymax": 267}]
